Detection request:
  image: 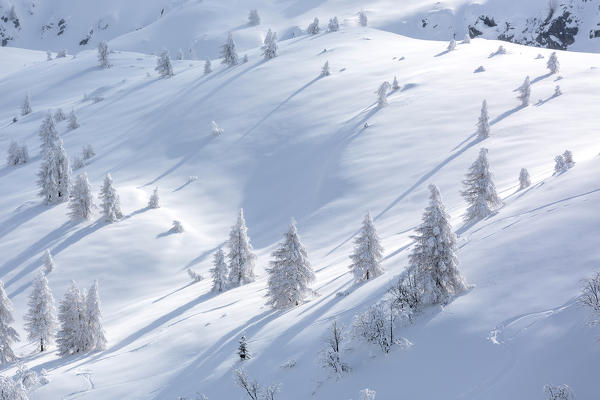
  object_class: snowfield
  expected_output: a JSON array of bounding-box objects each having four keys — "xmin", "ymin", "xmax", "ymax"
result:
[{"xmin": 0, "ymin": 20, "xmax": 599, "ymax": 400}]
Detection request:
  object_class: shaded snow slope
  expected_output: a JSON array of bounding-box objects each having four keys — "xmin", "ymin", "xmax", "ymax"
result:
[{"xmin": 0, "ymin": 27, "xmax": 599, "ymax": 399}]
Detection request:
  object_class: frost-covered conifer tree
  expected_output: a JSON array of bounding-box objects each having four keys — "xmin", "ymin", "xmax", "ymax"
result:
[
  {"xmin": 517, "ymin": 76, "xmax": 531, "ymax": 106},
  {"xmin": 0, "ymin": 376, "xmax": 28, "ymax": 400},
  {"xmin": 177, "ymin": 48, "xmax": 184, "ymax": 61},
  {"xmin": 210, "ymin": 248, "xmax": 228, "ymax": 293},
  {"xmin": 68, "ymin": 173, "xmax": 95, "ymax": 221},
  {"xmin": 462, "ymin": 148, "xmax": 502, "ymax": 222},
  {"xmin": 39, "ymin": 113, "xmax": 58, "ymax": 152},
  {"xmin": 67, "ymin": 110, "xmax": 79, "ymax": 130},
  {"xmin": 148, "ymin": 187, "xmax": 160, "ymax": 208},
  {"xmin": 519, "ymin": 168, "xmax": 531, "ymax": 190},
  {"xmin": 227, "ymin": 209, "xmax": 256, "ymax": 286},
  {"xmin": 24, "ymin": 271, "xmax": 56, "ymax": 352},
  {"xmin": 85, "ymin": 281, "xmax": 106, "ymax": 352},
  {"xmin": 359, "ymin": 11, "xmax": 368, "ymax": 27},
  {"xmin": 447, "ymin": 38, "xmax": 456, "ymax": 51},
  {"xmin": 328, "ymin": 17, "xmax": 339, "ymax": 32},
  {"xmin": 262, "ymin": 29, "xmax": 278, "ymax": 60},
  {"xmin": 248, "ymin": 9, "xmax": 260, "ymax": 26},
  {"xmin": 409, "ymin": 185, "xmax": 467, "ymax": 305},
  {"xmin": 349, "ymin": 213, "xmax": 384, "ymax": 282},
  {"xmin": 204, "ymin": 59, "xmax": 212, "ymax": 74},
  {"xmin": 155, "ymin": 50, "xmax": 174, "ymax": 78},
  {"xmin": 21, "ymin": 94, "xmax": 32, "ymax": 116},
  {"xmin": 99, "ymin": 173, "xmax": 122, "ymax": 222},
  {"xmin": 307, "ymin": 17, "xmax": 320, "ymax": 34},
  {"xmin": 392, "ymin": 77, "xmax": 401, "ymax": 91},
  {"xmin": 266, "ymin": 219, "xmax": 315, "ymax": 308},
  {"xmin": 38, "ymin": 133, "xmax": 71, "ymax": 204},
  {"xmin": 554, "ymin": 85, "xmax": 562, "ymax": 96},
  {"xmin": 221, "ymin": 33, "xmax": 239, "ymax": 66},
  {"xmin": 42, "ymin": 249, "xmax": 55, "ymax": 274},
  {"xmin": 463, "ymin": 33, "xmax": 471, "ymax": 43},
  {"xmin": 54, "ymin": 108, "xmax": 66, "ymax": 122},
  {"xmin": 477, "ymin": 99, "xmax": 490, "ymax": 139},
  {"xmin": 56, "ymin": 281, "xmax": 87, "ymax": 356},
  {"xmin": 238, "ymin": 335, "xmax": 250, "ymax": 360},
  {"xmin": 321, "ymin": 61, "xmax": 330, "ymax": 77},
  {"xmin": 0, "ymin": 280, "xmax": 19, "ymax": 364},
  {"xmin": 547, "ymin": 52, "xmax": 560, "ymax": 74},
  {"xmin": 377, "ymin": 81, "xmax": 391, "ymax": 107},
  {"xmin": 563, "ymin": 150, "xmax": 574, "ymax": 166},
  {"xmin": 97, "ymin": 41, "xmax": 110, "ymax": 68},
  {"xmin": 554, "ymin": 155, "xmax": 566, "ymax": 174},
  {"xmin": 6, "ymin": 141, "xmax": 28, "ymax": 166}
]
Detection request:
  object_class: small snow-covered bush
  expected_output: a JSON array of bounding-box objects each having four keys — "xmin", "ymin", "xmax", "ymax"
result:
[
  {"xmin": 171, "ymin": 220, "xmax": 184, "ymax": 233},
  {"xmin": 187, "ymin": 269, "xmax": 203, "ymax": 283},
  {"xmin": 360, "ymin": 388, "xmax": 376, "ymax": 400},
  {"xmin": 474, "ymin": 66, "xmax": 485, "ymax": 73},
  {"xmin": 148, "ymin": 187, "xmax": 160, "ymax": 208},
  {"xmin": 563, "ymin": 150, "xmax": 574, "ymax": 167},
  {"xmin": 554, "ymin": 155, "xmax": 566, "ymax": 175},
  {"xmin": 328, "ymin": 17, "xmax": 339, "ymax": 32},
  {"xmin": 248, "ymin": 9, "xmax": 260, "ymax": 26},
  {"xmin": 98, "ymin": 41, "xmax": 110, "ymax": 68},
  {"xmin": 56, "ymin": 50, "xmax": 67, "ymax": 58},
  {"xmin": 320, "ymin": 61, "xmax": 330, "ymax": 77},
  {"xmin": 280, "ymin": 359, "xmax": 296, "ymax": 369},
  {"xmin": 544, "ymin": 384, "xmax": 574, "ymax": 400},
  {"xmin": 0, "ymin": 375, "xmax": 28, "ymax": 400},
  {"xmin": 6, "ymin": 141, "xmax": 28, "ymax": 166},
  {"xmin": 72, "ymin": 155, "xmax": 85, "ymax": 170},
  {"xmin": 82, "ymin": 144, "xmax": 95, "ymax": 160},
  {"xmin": 447, "ymin": 38, "xmax": 456, "ymax": 51},
  {"xmin": 211, "ymin": 121, "xmax": 223, "ymax": 136},
  {"xmin": 519, "ymin": 168, "xmax": 531, "ymax": 190},
  {"xmin": 307, "ymin": 17, "xmax": 320, "ymax": 34},
  {"xmin": 54, "ymin": 108, "xmax": 66, "ymax": 121}
]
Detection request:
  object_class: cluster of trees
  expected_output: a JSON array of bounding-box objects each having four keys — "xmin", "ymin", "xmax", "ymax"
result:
[{"xmin": 554, "ymin": 150, "xmax": 574, "ymax": 174}]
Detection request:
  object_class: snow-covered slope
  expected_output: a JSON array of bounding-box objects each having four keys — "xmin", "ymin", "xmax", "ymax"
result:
[
  {"xmin": 0, "ymin": 23, "xmax": 599, "ymax": 399},
  {"xmin": 3, "ymin": 0, "xmax": 600, "ymax": 57}
]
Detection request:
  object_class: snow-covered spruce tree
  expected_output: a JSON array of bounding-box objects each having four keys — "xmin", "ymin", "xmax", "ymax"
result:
[
  {"xmin": 148, "ymin": 187, "xmax": 160, "ymax": 208},
  {"xmin": 266, "ymin": 219, "xmax": 315, "ymax": 309},
  {"xmin": 85, "ymin": 281, "xmax": 106, "ymax": 352},
  {"xmin": 477, "ymin": 99, "xmax": 490, "ymax": 140},
  {"xmin": 359, "ymin": 11, "xmax": 368, "ymax": 27},
  {"xmin": 56, "ymin": 281, "xmax": 87, "ymax": 356},
  {"xmin": 6, "ymin": 141, "xmax": 28, "ymax": 166},
  {"xmin": 320, "ymin": 61, "xmax": 330, "ymax": 77},
  {"xmin": 519, "ymin": 168, "xmax": 531, "ymax": 190},
  {"xmin": 155, "ymin": 50, "xmax": 174, "ymax": 78},
  {"xmin": 262, "ymin": 29, "xmax": 278, "ymax": 60},
  {"xmin": 307, "ymin": 17, "xmax": 320, "ymax": 35},
  {"xmin": 360, "ymin": 389, "xmax": 377, "ymax": 400},
  {"xmin": 554, "ymin": 85, "xmax": 562, "ymax": 96},
  {"xmin": 238, "ymin": 335, "xmax": 250, "ymax": 360},
  {"xmin": 211, "ymin": 120, "xmax": 223, "ymax": 136},
  {"xmin": 21, "ymin": 94, "xmax": 32, "ymax": 116},
  {"xmin": 42, "ymin": 249, "xmax": 55, "ymax": 274},
  {"xmin": 563, "ymin": 150, "xmax": 574, "ymax": 167},
  {"xmin": 221, "ymin": 33, "xmax": 239, "ymax": 66},
  {"xmin": 38, "ymin": 113, "xmax": 58, "ymax": 152},
  {"xmin": 392, "ymin": 76, "xmax": 400, "ymax": 90},
  {"xmin": 547, "ymin": 52, "xmax": 560, "ymax": 74},
  {"xmin": 517, "ymin": 76, "xmax": 531, "ymax": 106},
  {"xmin": 328, "ymin": 17, "xmax": 339, "ymax": 32},
  {"xmin": 320, "ymin": 320, "xmax": 349, "ymax": 374},
  {"xmin": 54, "ymin": 108, "xmax": 66, "ymax": 122},
  {"xmin": 177, "ymin": 48, "xmax": 184, "ymax": 61},
  {"xmin": 99, "ymin": 173, "xmax": 123, "ymax": 222},
  {"xmin": 227, "ymin": 209, "xmax": 256, "ymax": 286},
  {"xmin": 349, "ymin": 213, "xmax": 384, "ymax": 282},
  {"xmin": 210, "ymin": 248, "xmax": 228, "ymax": 293},
  {"xmin": 377, "ymin": 81, "xmax": 391, "ymax": 107},
  {"xmin": 38, "ymin": 136, "xmax": 71, "ymax": 204},
  {"xmin": 97, "ymin": 41, "xmax": 110, "ymax": 68},
  {"xmin": 24, "ymin": 271, "xmax": 56, "ymax": 352},
  {"xmin": 447, "ymin": 38, "xmax": 456, "ymax": 51},
  {"xmin": 0, "ymin": 280, "xmax": 19, "ymax": 364},
  {"xmin": 463, "ymin": 33, "xmax": 471, "ymax": 43},
  {"xmin": 68, "ymin": 172, "xmax": 95, "ymax": 221},
  {"xmin": 554, "ymin": 154, "xmax": 566, "ymax": 174},
  {"xmin": 187, "ymin": 269, "xmax": 203, "ymax": 283},
  {"xmin": 410, "ymin": 184, "xmax": 467, "ymax": 305},
  {"xmin": 248, "ymin": 9, "xmax": 260, "ymax": 26},
  {"xmin": 0, "ymin": 376, "xmax": 28, "ymax": 400},
  {"xmin": 461, "ymin": 148, "xmax": 502, "ymax": 222},
  {"xmin": 204, "ymin": 59, "xmax": 212, "ymax": 74},
  {"xmin": 67, "ymin": 109, "xmax": 79, "ymax": 130}
]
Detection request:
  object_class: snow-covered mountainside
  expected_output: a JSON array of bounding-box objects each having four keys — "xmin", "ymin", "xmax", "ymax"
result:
[
  {"xmin": 3, "ymin": 0, "xmax": 600, "ymax": 57},
  {"xmin": 1, "ymin": 6, "xmax": 600, "ymax": 400}
]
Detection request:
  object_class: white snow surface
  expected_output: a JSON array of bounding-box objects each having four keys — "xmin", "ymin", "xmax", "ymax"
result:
[{"xmin": 0, "ymin": 22, "xmax": 599, "ymax": 400}]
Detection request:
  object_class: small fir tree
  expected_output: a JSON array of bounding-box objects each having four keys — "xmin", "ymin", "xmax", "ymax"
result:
[
  {"xmin": 447, "ymin": 38, "xmax": 456, "ymax": 51},
  {"xmin": 221, "ymin": 33, "xmax": 239, "ymax": 66},
  {"xmin": 477, "ymin": 99, "xmax": 490, "ymax": 139},
  {"xmin": 517, "ymin": 76, "xmax": 531, "ymax": 106},
  {"xmin": 227, "ymin": 209, "xmax": 256, "ymax": 286},
  {"xmin": 97, "ymin": 41, "xmax": 110, "ymax": 68},
  {"xmin": 54, "ymin": 108, "xmax": 66, "ymax": 122},
  {"xmin": 392, "ymin": 76, "xmax": 400, "ymax": 90},
  {"xmin": 204, "ymin": 59, "xmax": 212, "ymax": 74},
  {"xmin": 349, "ymin": 213, "xmax": 384, "ymax": 282},
  {"xmin": 38, "ymin": 135, "xmax": 71, "ymax": 204},
  {"xmin": 563, "ymin": 150, "xmax": 574, "ymax": 166},
  {"xmin": 461, "ymin": 148, "xmax": 502, "ymax": 222},
  {"xmin": 0, "ymin": 280, "xmax": 19, "ymax": 364},
  {"xmin": 21, "ymin": 94, "xmax": 32, "ymax": 116},
  {"xmin": 210, "ymin": 248, "xmax": 229, "ymax": 293},
  {"xmin": 56, "ymin": 281, "xmax": 87, "ymax": 356},
  {"xmin": 82, "ymin": 144, "xmax": 95, "ymax": 160},
  {"xmin": 248, "ymin": 9, "xmax": 260, "ymax": 26},
  {"xmin": 155, "ymin": 50, "xmax": 174, "ymax": 78},
  {"xmin": 519, "ymin": 168, "xmax": 531, "ymax": 190},
  {"xmin": 42, "ymin": 249, "xmax": 55, "ymax": 274},
  {"xmin": 377, "ymin": 81, "xmax": 391, "ymax": 107},
  {"xmin": 554, "ymin": 155, "xmax": 566, "ymax": 174},
  {"xmin": 328, "ymin": 17, "xmax": 340, "ymax": 32},
  {"xmin": 177, "ymin": 48, "xmax": 184, "ymax": 60},
  {"xmin": 266, "ymin": 219, "xmax": 315, "ymax": 308},
  {"xmin": 238, "ymin": 335, "xmax": 250, "ymax": 360},
  {"xmin": 68, "ymin": 173, "xmax": 95, "ymax": 221},
  {"xmin": 67, "ymin": 110, "xmax": 79, "ymax": 130},
  {"xmin": 358, "ymin": 11, "xmax": 368, "ymax": 27},
  {"xmin": 463, "ymin": 33, "xmax": 471, "ymax": 43},
  {"xmin": 148, "ymin": 187, "xmax": 160, "ymax": 208},
  {"xmin": 547, "ymin": 52, "xmax": 560, "ymax": 74},
  {"xmin": 85, "ymin": 281, "xmax": 106, "ymax": 351},
  {"xmin": 99, "ymin": 173, "xmax": 123, "ymax": 222},
  {"xmin": 321, "ymin": 61, "xmax": 330, "ymax": 77},
  {"xmin": 24, "ymin": 271, "xmax": 57, "ymax": 352},
  {"xmin": 262, "ymin": 29, "xmax": 278, "ymax": 60},
  {"xmin": 554, "ymin": 85, "xmax": 562, "ymax": 96},
  {"xmin": 307, "ymin": 17, "xmax": 320, "ymax": 34}
]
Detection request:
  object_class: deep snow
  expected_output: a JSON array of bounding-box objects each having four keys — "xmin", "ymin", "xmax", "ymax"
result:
[{"xmin": 0, "ymin": 21, "xmax": 599, "ymax": 400}]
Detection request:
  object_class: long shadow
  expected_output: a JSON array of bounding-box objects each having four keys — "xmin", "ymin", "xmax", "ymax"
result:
[
  {"xmin": 153, "ymin": 282, "xmax": 198, "ymax": 304},
  {"xmin": 490, "ymin": 104, "xmax": 526, "ymax": 126},
  {"xmin": 434, "ymin": 49, "xmax": 452, "ymax": 57},
  {"xmin": 123, "ymin": 207, "xmax": 150, "ymax": 220},
  {"xmin": 535, "ymin": 93, "xmax": 560, "ymax": 106},
  {"xmin": 0, "ymin": 201, "xmax": 48, "ymax": 241},
  {"xmin": 383, "ymin": 242, "xmax": 412, "ymax": 261},
  {"xmin": 240, "ymin": 76, "xmax": 321, "ymax": 140},
  {"xmin": 185, "ymin": 244, "xmax": 224, "ymax": 269},
  {"xmin": 531, "ymin": 72, "xmax": 553, "ymax": 84}
]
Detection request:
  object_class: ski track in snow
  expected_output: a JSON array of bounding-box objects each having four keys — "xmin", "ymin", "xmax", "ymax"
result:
[{"xmin": 63, "ymin": 372, "xmax": 95, "ymax": 399}]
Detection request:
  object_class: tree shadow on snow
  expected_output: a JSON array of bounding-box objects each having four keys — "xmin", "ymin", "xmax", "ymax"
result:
[
  {"xmin": 490, "ymin": 104, "xmax": 526, "ymax": 126},
  {"xmin": 531, "ymin": 72, "xmax": 553, "ymax": 84}
]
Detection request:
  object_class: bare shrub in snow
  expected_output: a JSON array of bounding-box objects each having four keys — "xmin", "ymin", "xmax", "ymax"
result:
[
  {"xmin": 477, "ymin": 100, "xmax": 490, "ymax": 139},
  {"xmin": 68, "ymin": 172, "xmax": 95, "ymax": 221},
  {"xmin": 581, "ymin": 272, "xmax": 600, "ymax": 321},
  {"xmin": 210, "ymin": 248, "xmax": 228, "ymax": 292},
  {"xmin": 360, "ymin": 388, "xmax": 377, "ymax": 400},
  {"xmin": 6, "ymin": 141, "xmax": 28, "ymax": 166},
  {"xmin": 24, "ymin": 271, "xmax": 56, "ymax": 352},
  {"xmin": 517, "ymin": 76, "xmax": 531, "ymax": 106},
  {"xmin": 221, "ymin": 33, "xmax": 239, "ymax": 66},
  {"xmin": 358, "ymin": 11, "xmax": 368, "ymax": 27},
  {"xmin": 227, "ymin": 209, "xmax": 256, "ymax": 286},
  {"xmin": 97, "ymin": 41, "xmax": 111, "ymax": 68},
  {"xmin": 320, "ymin": 61, "xmax": 330, "ymax": 77},
  {"xmin": 266, "ymin": 219, "xmax": 315, "ymax": 308},
  {"xmin": 248, "ymin": 9, "xmax": 260, "ymax": 26},
  {"xmin": 320, "ymin": 320, "xmax": 349, "ymax": 375},
  {"xmin": 352, "ymin": 301, "xmax": 408, "ymax": 353},
  {"xmin": 307, "ymin": 18, "xmax": 320, "ymax": 34},
  {"xmin": 233, "ymin": 368, "xmax": 280, "ymax": 400},
  {"xmin": 148, "ymin": 187, "xmax": 160, "ymax": 208},
  {"xmin": 544, "ymin": 384, "xmax": 574, "ymax": 400},
  {"xmin": 328, "ymin": 17, "xmax": 339, "ymax": 32},
  {"xmin": 388, "ymin": 269, "xmax": 420, "ymax": 320},
  {"xmin": 547, "ymin": 52, "xmax": 560, "ymax": 74},
  {"xmin": 377, "ymin": 81, "xmax": 391, "ymax": 107},
  {"xmin": 156, "ymin": 50, "xmax": 174, "ymax": 78},
  {"xmin": 519, "ymin": 168, "xmax": 531, "ymax": 190},
  {"xmin": 21, "ymin": 94, "xmax": 32, "ymax": 116},
  {"xmin": 0, "ymin": 280, "xmax": 19, "ymax": 364},
  {"xmin": 462, "ymin": 148, "xmax": 502, "ymax": 222},
  {"xmin": 349, "ymin": 213, "xmax": 384, "ymax": 282},
  {"xmin": 187, "ymin": 269, "xmax": 203, "ymax": 283}
]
